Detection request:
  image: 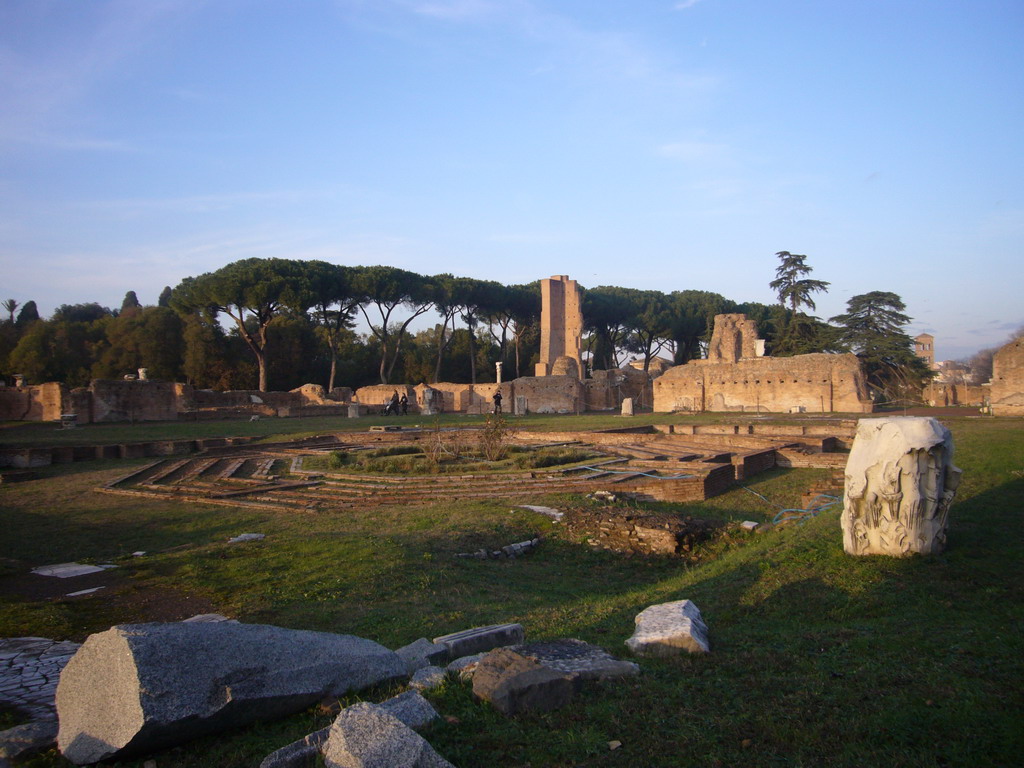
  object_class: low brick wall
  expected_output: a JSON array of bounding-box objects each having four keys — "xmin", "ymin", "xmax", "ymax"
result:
[
  {"xmin": 560, "ymin": 507, "xmax": 724, "ymax": 556},
  {"xmin": 631, "ymin": 464, "xmax": 734, "ymax": 502},
  {"xmin": 732, "ymin": 448, "xmax": 777, "ymax": 481},
  {"xmin": 775, "ymin": 448, "xmax": 849, "ymax": 469},
  {"xmin": 0, "ymin": 436, "xmax": 259, "ymax": 468}
]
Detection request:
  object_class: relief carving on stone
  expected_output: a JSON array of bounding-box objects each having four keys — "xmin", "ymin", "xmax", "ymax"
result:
[{"xmin": 841, "ymin": 417, "xmax": 961, "ymax": 556}]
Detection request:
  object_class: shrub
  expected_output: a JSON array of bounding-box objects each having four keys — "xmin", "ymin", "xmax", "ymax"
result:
[
  {"xmin": 327, "ymin": 451, "xmax": 350, "ymax": 469},
  {"xmin": 478, "ymin": 414, "xmax": 517, "ymax": 461}
]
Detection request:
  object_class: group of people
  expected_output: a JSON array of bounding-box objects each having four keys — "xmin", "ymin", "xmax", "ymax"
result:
[
  {"xmin": 383, "ymin": 391, "xmax": 408, "ymax": 416},
  {"xmin": 383, "ymin": 389, "xmax": 503, "ymax": 415}
]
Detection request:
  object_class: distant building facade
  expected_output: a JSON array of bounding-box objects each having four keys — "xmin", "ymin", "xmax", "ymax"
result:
[{"xmin": 914, "ymin": 333, "xmax": 937, "ymax": 369}]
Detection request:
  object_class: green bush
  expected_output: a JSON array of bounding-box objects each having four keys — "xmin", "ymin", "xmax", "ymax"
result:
[
  {"xmin": 366, "ymin": 445, "xmax": 422, "ymax": 459},
  {"xmin": 327, "ymin": 451, "xmax": 350, "ymax": 469}
]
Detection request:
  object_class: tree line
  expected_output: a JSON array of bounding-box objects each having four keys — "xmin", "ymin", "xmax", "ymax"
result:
[{"xmin": 0, "ymin": 254, "xmax": 933, "ymax": 402}]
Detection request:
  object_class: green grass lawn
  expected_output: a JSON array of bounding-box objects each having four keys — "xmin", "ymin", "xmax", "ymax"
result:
[{"xmin": 1, "ymin": 413, "xmax": 1021, "ymax": 767}]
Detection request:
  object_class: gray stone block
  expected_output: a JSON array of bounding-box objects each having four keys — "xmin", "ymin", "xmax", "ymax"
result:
[
  {"xmin": 322, "ymin": 702, "xmax": 454, "ymax": 768},
  {"xmin": 408, "ymin": 666, "xmax": 446, "ymax": 692},
  {"xmin": 379, "ymin": 690, "xmax": 439, "ymax": 730},
  {"xmin": 56, "ymin": 622, "xmax": 406, "ymax": 765},
  {"xmin": 0, "ymin": 721, "xmax": 58, "ymax": 761},
  {"xmin": 472, "ymin": 648, "xmax": 575, "ymax": 716},
  {"xmin": 258, "ymin": 691, "xmax": 439, "ymax": 768},
  {"xmin": 625, "ymin": 599, "xmax": 710, "ymax": 656},
  {"xmin": 395, "ymin": 638, "xmax": 449, "ymax": 674},
  {"xmin": 432, "ymin": 623, "xmax": 524, "ymax": 659},
  {"xmin": 509, "ymin": 639, "xmax": 639, "ymax": 682},
  {"xmin": 445, "ymin": 653, "xmax": 486, "ymax": 681},
  {"xmin": 259, "ymin": 727, "xmax": 329, "ymax": 768}
]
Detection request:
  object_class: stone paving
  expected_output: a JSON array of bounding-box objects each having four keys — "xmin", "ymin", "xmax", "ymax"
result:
[
  {"xmin": 0, "ymin": 613, "xmax": 233, "ymax": 729},
  {"xmin": 0, "ymin": 636, "xmax": 81, "ymax": 721}
]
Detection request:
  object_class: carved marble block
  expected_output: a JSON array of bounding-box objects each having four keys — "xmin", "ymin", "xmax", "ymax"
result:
[{"xmin": 841, "ymin": 417, "xmax": 961, "ymax": 556}]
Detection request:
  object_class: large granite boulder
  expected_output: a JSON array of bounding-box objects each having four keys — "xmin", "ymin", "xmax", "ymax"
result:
[
  {"xmin": 56, "ymin": 622, "xmax": 405, "ymax": 765},
  {"xmin": 321, "ymin": 702, "xmax": 454, "ymax": 768},
  {"xmin": 625, "ymin": 600, "xmax": 710, "ymax": 656}
]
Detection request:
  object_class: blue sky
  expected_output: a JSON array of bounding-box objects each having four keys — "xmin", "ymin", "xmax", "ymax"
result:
[{"xmin": 2, "ymin": 0, "xmax": 1021, "ymax": 362}]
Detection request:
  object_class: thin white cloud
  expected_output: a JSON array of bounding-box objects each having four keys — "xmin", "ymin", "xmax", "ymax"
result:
[
  {"xmin": 411, "ymin": 0, "xmax": 499, "ymax": 20},
  {"xmin": 657, "ymin": 140, "xmax": 731, "ymax": 164},
  {"xmin": 75, "ymin": 189, "xmax": 331, "ymax": 218},
  {"xmin": 673, "ymin": 0, "xmax": 705, "ymax": 10},
  {"xmin": 10, "ymin": 134, "xmax": 139, "ymax": 153},
  {"xmin": 486, "ymin": 231, "xmax": 577, "ymax": 245},
  {"xmin": 361, "ymin": 0, "xmax": 718, "ymax": 92}
]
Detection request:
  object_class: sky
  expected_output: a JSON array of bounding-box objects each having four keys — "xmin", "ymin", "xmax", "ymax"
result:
[{"xmin": 1, "ymin": 0, "xmax": 1022, "ymax": 362}]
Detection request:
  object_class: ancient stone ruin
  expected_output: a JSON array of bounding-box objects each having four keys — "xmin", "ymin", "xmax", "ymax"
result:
[
  {"xmin": 625, "ymin": 600, "xmax": 710, "ymax": 656},
  {"xmin": 840, "ymin": 417, "xmax": 962, "ymax": 556},
  {"xmin": 989, "ymin": 336, "xmax": 1024, "ymax": 416},
  {"xmin": 535, "ymin": 275, "xmax": 584, "ymax": 379},
  {"xmin": 0, "ymin": 285, "xmax": 880, "ymax": 424},
  {"xmin": 653, "ymin": 313, "xmax": 873, "ymax": 414},
  {"xmin": 77, "ymin": 421, "xmax": 855, "ymax": 512}
]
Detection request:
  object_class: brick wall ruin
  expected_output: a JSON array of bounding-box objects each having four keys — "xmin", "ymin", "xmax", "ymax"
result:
[
  {"xmin": 922, "ymin": 382, "xmax": 986, "ymax": 407},
  {"xmin": 535, "ymin": 275, "xmax": 583, "ymax": 379},
  {"xmin": 0, "ymin": 380, "xmax": 350, "ymax": 424},
  {"xmin": 0, "ymin": 382, "xmax": 67, "ymax": 422},
  {"xmin": 706, "ymin": 313, "xmax": 764, "ymax": 362},
  {"xmin": 354, "ymin": 378, "xmax": 582, "ymax": 416},
  {"xmin": 653, "ymin": 314, "xmax": 872, "ymax": 414},
  {"xmin": 990, "ymin": 337, "xmax": 1024, "ymax": 416},
  {"xmin": 87, "ymin": 380, "xmax": 192, "ymax": 423}
]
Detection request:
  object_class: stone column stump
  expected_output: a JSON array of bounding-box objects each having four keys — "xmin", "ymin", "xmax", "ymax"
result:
[{"xmin": 841, "ymin": 417, "xmax": 962, "ymax": 556}]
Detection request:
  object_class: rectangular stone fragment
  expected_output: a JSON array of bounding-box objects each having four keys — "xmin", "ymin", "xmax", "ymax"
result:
[
  {"xmin": 626, "ymin": 599, "xmax": 710, "ymax": 656},
  {"xmin": 433, "ymin": 623, "xmax": 525, "ymax": 659},
  {"xmin": 395, "ymin": 637, "xmax": 450, "ymax": 673}
]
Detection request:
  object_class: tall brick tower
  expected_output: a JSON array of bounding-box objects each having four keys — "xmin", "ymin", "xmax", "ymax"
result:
[{"xmin": 535, "ymin": 275, "xmax": 583, "ymax": 379}]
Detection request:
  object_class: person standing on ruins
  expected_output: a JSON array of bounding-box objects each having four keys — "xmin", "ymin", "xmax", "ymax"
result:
[
  {"xmin": 387, "ymin": 391, "xmax": 399, "ymax": 416},
  {"xmin": 492, "ymin": 390, "xmax": 503, "ymax": 414},
  {"xmin": 400, "ymin": 394, "xmax": 408, "ymax": 415}
]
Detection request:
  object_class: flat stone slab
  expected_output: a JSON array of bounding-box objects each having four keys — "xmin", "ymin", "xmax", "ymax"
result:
[
  {"xmin": 509, "ymin": 639, "xmax": 639, "ymax": 681},
  {"xmin": 65, "ymin": 587, "xmax": 105, "ymax": 597},
  {"xmin": 0, "ymin": 637, "xmax": 81, "ymax": 722},
  {"xmin": 432, "ymin": 623, "xmax": 524, "ymax": 659},
  {"xmin": 516, "ymin": 505, "xmax": 564, "ymax": 523},
  {"xmin": 227, "ymin": 532, "xmax": 265, "ymax": 543},
  {"xmin": 30, "ymin": 563, "xmax": 116, "ymax": 578},
  {"xmin": 625, "ymin": 599, "xmax": 710, "ymax": 656}
]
